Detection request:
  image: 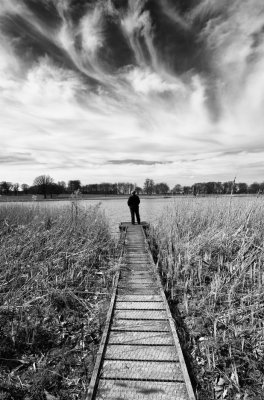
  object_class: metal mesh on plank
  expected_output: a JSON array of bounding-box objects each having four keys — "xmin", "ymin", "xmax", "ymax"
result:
[
  {"xmin": 120, "ymin": 274, "xmax": 155, "ymax": 279},
  {"xmin": 115, "ymin": 302, "xmax": 165, "ymax": 310},
  {"xmin": 126, "ymin": 249, "xmax": 146, "ymax": 252},
  {"xmin": 121, "ymin": 264, "xmax": 153, "ymax": 269},
  {"xmin": 118, "ymin": 281, "xmax": 156, "ymax": 287},
  {"xmin": 101, "ymin": 360, "xmax": 184, "ymax": 381},
  {"xmin": 124, "ymin": 260, "xmax": 150, "ymax": 263},
  {"xmin": 126, "ymin": 252, "xmax": 148, "ymax": 255},
  {"xmin": 126, "ymin": 256, "xmax": 150, "ymax": 259},
  {"xmin": 117, "ymin": 286, "xmax": 158, "ymax": 292},
  {"xmin": 123, "ymin": 266, "xmax": 152, "ymax": 270},
  {"xmin": 126, "ymin": 249, "xmax": 148, "ymax": 251},
  {"xmin": 122, "ymin": 264, "xmax": 152, "ymax": 268},
  {"xmin": 126, "ymin": 246, "xmax": 146, "ymax": 249},
  {"xmin": 116, "ymin": 295, "xmax": 163, "ymax": 302},
  {"xmin": 119, "ymin": 276, "xmax": 154, "ymax": 281},
  {"xmin": 126, "ymin": 253, "xmax": 149, "ymax": 256},
  {"xmin": 117, "ymin": 288, "xmax": 157, "ymax": 294},
  {"xmin": 105, "ymin": 344, "xmax": 178, "ymax": 361},
  {"xmin": 120, "ymin": 276, "xmax": 154, "ymax": 281},
  {"xmin": 121, "ymin": 266, "xmax": 150, "ymax": 270},
  {"xmin": 121, "ymin": 269, "xmax": 152, "ymax": 274},
  {"xmin": 108, "ymin": 331, "xmax": 173, "ymax": 345},
  {"xmin": 119, "ymin": 279, "xmax": 155, "ymax": 285},
  {"xmin": 115, "ymin": 310, "xmax": 167, "ymax": 320},
  {"xmin": 126, "ymin": 241, "xmax": 146, "ymax": 244},
  {"xmin": 120, "ymin": 266, "xmax": 151, "ymax": 270},
  {"xmin": 126, "ymin": 244, "xmax": 145, "ymax": 247},
  {"xmin": 120, "ymin": 274, "xmax": 154, "ymax": 279},
  {"xmin": 96, "ymin": 379, "xmax": 189, "ymax": 399},
  {"xmin": 111, "ymin": 319, "xmax": 170, "ymax": 332},
  {"xmin": 117, "ymin": 288, "xmax": 160, "ymax": 295},
  {"xmin": 125, "ymin": 260, "xmax": 150, "ymax": 264}
]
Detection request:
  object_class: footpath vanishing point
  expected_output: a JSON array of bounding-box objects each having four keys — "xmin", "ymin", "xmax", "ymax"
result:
[{"xmin": 87, "ymin": 222, "xmax": 196, "ymax": 400}]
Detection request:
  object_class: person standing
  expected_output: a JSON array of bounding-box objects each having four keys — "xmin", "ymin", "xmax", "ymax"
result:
[{"xmin": 127, "ymin": 190, "xmax": 141, "ymax": 225}]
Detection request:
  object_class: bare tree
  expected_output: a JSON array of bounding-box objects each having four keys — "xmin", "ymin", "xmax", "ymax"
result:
[
  {"xmin": 249, "ymin": 182, "xmax": 260, "ymax": 194},
  {"xmin": 135, "ymin": 186, "xmax": 143, "ymax": 194},
  {"xmin": 13, "ymin": 183, "xmax": 20, "ymax": 196},
  {"xmin": 172, "ymin": 184, "xmax": 182, "ymax": 195},
  {"xmin": 183, "ymin": 186, "xmax": 192, "ymax": 195},
  {"xmin": 155, "ymin": 182, "xmax": 170, "ymax": 194},
  {"xmin": 0, "ymin": 181, "xmax": 12, "ymax": 195},
  {"xmin": 21, "ymin": 183, "xmax": 29, "ymax": 194},
  {"xmin": 116, "ymin": 182, "xmax": 133, "ymax": 195},
  {"xmin": 33, "ymin": 175, "xmax": 54, "ymax": 199},
  {"xmin": 237, "ymin": 182, "xmax": 248, "ymax": 194},
  {"xmin": 143, "ymin": 178, "xmax": 155, "ymax": 195},
  {"xmin": 68, "ymin": 180, "xmax": 81, "ymax": 193}
]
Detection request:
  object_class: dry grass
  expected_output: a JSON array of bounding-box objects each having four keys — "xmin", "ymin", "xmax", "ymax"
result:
[
  {"xmin": 149, "ymin": 196, "xmax": 264, "ymax": 400},
  {"xmin": 0, "ymin": 201, "xmax": 120, "ymax": 399}
]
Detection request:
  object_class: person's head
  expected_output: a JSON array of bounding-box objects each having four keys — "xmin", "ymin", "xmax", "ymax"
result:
[{"xmin": 132, "ymin": 190, "xmax": 136, "ymax": 195}]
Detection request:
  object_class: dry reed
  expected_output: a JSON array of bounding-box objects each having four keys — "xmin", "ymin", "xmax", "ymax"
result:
[
  {"xmin": 149, "ymin": 196, "xmax": 264, "ymax": 400},
  {"xmin": 0, "ymin": 201, "xmax": 120, "ymax": 399}
]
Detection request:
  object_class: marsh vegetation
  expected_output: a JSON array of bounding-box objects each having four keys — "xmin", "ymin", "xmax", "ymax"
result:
[
  {"xmin": 1, "ymin": 196, "xmax": 264, "ymax": 399},
  {"xmin": 0, "ymin": 202, "xmax": 120, "ymax": 399},
  {"xmin": 149, "ymin": 197, "xmax": 264, "ymax": 399}
]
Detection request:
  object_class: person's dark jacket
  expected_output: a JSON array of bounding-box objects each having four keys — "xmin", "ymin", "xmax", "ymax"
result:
[{"xmin": 127, "ymin": 194, "xmax": 140, "ymax": 209}]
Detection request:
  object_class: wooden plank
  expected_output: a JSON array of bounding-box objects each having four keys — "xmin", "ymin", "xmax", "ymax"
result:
[
  {"xmin": 114, "ymin": 310, "xmax": 168, "ymax": 320},
  {"xmin": 101, "ymin": 359, "xmax": 184, "ymax": 381},
  {"xmin": 105, "ymin": 344, "xmax": 179, "ymax": 361},
  {"xmin": 115, "ymin": 301, "xmax": 165, "ymax": 310},
  {"xmin": 96, "ymin": 380, "xmax": 189, "ymax": 400},
  {"xmin": 116, "ymin": 294, "xmax": 163, "ymax": 302},
  {"xmin": 111, "ymin": 318, "xmax": 171, "ymax": 332},
  {"xmin": 108, "ymin": 331, "xmax": 173, "ymax": 345}
]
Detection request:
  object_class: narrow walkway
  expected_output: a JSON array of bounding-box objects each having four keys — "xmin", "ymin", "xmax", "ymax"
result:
[{"xmin": 88, "ymin": 223, "xmax": 195, "ymax": 400}]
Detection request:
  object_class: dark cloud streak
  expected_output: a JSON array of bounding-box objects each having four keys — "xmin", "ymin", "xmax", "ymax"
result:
[
  {"xmin": 0, "ymin": 153, "xmax": 38, "ymax": 165},
  {"xmin": 108, "ymin": 159, "xmax": 173, "ymax": 165},
  {"xmin": 97, "ymin": 17, "xmax": 136, "ymax": 71},
  {"xmin": 143, "ymin": 0, "xmax": 211, "ymax": 75},
  {"xmin": 23, "ymin": 0, "xmax": 61, "ymax": 28}
]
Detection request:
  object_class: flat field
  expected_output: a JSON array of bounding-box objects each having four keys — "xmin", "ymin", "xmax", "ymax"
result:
[
  {"xmin": 0, "ymin": 202, "xmax": 119, "ymax": 399},
  {"xmin": 149, "ymin": 196, "xmax": 264, "ymax": 400}
]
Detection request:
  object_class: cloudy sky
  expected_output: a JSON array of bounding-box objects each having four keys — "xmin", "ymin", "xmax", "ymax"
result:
[{"xmin": 1, "ymin": 0, "xmax": 264, "ymax": 187}]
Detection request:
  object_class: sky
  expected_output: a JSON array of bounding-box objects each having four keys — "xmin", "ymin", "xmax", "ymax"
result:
[{"xmin": 1, "ymin": 0, "xmax": 264, "ymax": 187}]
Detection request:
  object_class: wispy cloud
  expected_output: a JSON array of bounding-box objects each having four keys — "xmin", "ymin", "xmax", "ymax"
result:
[
  {"xmin": 0, "ymin": 152, "xmax": 36, "ymax": 165},
  {"xmin": 108, "ymin": 159, "xmax": 173, "ymax": 165}
]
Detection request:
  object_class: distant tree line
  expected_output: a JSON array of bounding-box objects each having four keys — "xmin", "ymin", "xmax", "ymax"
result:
[{"xmin": 1, "ymin": 176, "xmax": 264, "ymax": 198}]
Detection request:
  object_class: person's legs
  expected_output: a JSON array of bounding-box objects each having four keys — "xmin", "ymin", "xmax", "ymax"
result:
[
  {"xmin": 135, "ymin": 208, "xmax": 140, "ymax": 224},
  {"xmin": 130, "ymin": 207, "xmax": 135, "ymax": 224}
]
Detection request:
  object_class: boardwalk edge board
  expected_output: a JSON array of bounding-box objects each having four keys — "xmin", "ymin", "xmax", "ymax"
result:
[{"xmin": 87, "ymin": 223, "xmax": 196, "ymax": 399}]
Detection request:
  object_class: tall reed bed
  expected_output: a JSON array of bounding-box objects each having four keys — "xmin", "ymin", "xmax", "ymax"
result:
[
  {"xmin": 149, "ymin": 197, "xmax": 264, "ymax": 400},
  {"xmin": 0, "ymin": 201, "xmax": 120, "ymax": 399}
]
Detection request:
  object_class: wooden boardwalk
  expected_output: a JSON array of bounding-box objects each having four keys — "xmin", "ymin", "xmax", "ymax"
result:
[{"xmin": 87, "ymin": 223, "xmax": 195, "ymax": 400}]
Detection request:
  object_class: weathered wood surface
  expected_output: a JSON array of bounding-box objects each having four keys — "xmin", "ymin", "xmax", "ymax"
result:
[{"xmin": 87, "ymin": 223, "xmax": 196, "ymax": 400}]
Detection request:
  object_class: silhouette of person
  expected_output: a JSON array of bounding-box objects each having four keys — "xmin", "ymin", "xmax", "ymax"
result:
[{"xmin": 127, "ymin": 190, "xmax": 141, "ymax": 225}]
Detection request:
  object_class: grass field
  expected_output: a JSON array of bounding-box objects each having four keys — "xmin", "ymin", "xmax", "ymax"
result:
[
  {"xmin": 0, "ymin": 201, "xmax": 120, "ymax": 399},
  {"xmin": 149, "ymin": 196, "xmax": 264, "ymax": 399}
]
